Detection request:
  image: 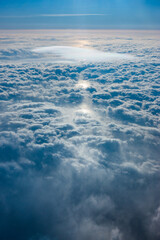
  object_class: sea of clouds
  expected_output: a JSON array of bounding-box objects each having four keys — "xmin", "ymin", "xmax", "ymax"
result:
[{"xmin": 0, "ymin": 30, "xmax": 160, "ymax": 240}]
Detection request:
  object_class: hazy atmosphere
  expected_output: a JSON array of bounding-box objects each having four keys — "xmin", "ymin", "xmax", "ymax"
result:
[{"xmin": 0, "ymin": 1, "xmax": 160, "ymax": 240}]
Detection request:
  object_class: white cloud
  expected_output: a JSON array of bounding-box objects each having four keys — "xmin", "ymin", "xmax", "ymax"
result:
[
  {"xmin": 0, "ymin": 30, "xmax": 160, "ymax": 240},
  {"xmin": 40, "ymin": 14, "xmax": 106, "ymax": 17},
  {"xmin": 0, "ymin": 13, "xmax": 106, "ymax": 18},
  {"xmin": 32, "ymin": 46, "xmax": 135, "ymax": 63}
]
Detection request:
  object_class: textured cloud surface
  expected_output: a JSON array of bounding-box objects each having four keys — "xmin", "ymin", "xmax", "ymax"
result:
[{"xmin": 0, "ymin": 30, "xmax": 160, "ymax": 240}]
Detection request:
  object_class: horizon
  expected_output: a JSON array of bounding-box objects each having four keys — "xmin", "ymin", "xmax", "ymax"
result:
[{"xmin": 1, "ymin": 28, "xmax": 160, "ymax": 30}]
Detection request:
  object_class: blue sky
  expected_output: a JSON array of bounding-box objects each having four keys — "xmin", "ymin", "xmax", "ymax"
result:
[{"xmin": 0, "ymin": 0, "xmax": 160, "ymax": 29}]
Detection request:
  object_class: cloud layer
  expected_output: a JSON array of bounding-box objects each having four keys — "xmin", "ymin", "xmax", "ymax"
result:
[{"xmin": 0, "ymin": 30, "xmax": 160, "ymax": 240}]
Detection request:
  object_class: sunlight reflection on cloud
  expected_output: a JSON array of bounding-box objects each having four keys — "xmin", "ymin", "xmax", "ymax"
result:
[{"xmin": 76, "ymin": 80, "xmax": 90, "ymax": 89}]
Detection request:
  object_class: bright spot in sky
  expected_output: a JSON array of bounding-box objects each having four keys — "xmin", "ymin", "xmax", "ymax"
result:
[
  {"xmin": 33, "ymin": 46, "xmax": 135, "ymax": 63},
  {"xmin": 76, "ymin": 80, "xmax": 90, "ymax": 89},
  {"xmin": 76, "ymin": 104, "xmax": 92, "ymax": 115},
  {"xmin": 74, "ymin": 39, "xmax": 91, "ymax": 48}
]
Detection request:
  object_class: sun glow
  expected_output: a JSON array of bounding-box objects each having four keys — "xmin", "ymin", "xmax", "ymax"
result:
[
  {"xmin": 76, "ymin": 104, "xmax": 92, "ymax": 115},
  {"xmin": 76, "ymin": 80, "xmax": 90, "ymax": 89},
  {"xmin": 74, "ymin": 39, "xmax": 91, "ymax": 48}
]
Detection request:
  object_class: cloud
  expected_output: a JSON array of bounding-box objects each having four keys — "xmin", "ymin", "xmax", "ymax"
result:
[
  {"xmin": 32, "ymin": 46, "xmax": 135, "ymax": 63},
  {"xmin": 0, "ymin": 30, "xmax": 160, "ymax": 240},
  {"xmin": 40, "ymin": 14, "xmax": 106, "ymax": 17},
  {"xmin": 0, "ymin": 14, "xmax": 106, "ymax": 18}
]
